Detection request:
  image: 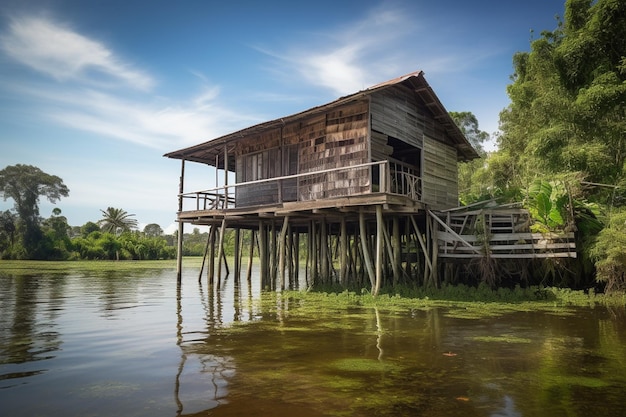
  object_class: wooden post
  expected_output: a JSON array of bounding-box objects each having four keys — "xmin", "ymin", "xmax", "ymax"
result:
[
  {"xmin": 374, "ymin": 205, "xmax": 383, "ymax": 296},
  {"xmin": 340, "ymin": 217, "xmax": 348, "ymax": 286},
  {"xmin": 176, "ymin": 222, "xmax": 184, "ymax": 284},
  {"xmin": 216, "ymin": 219, "xmax": 226, "ymax": 286},
  {"xmin": 431, "ymin": 215, "xmax": 439, "ymax": 288},
  {"xmin": 278, "ymin": 216, "xmax": 289, "ymax": 291},
  {"xmin": 380, "ymin": 217, "xmax": 401, "ymax": 283},
  {"xmin": 320, "ymin": 218, "xmax": 328, "ymax": 283},
  {"xmin": 199, "ymin": 227, "xmax": 212, "ymax": 283},
  {"xmin": 270, "ymin": 221, "xmax": 277, "ymax": 290},
  {"xmin": 310, "ymin": 221, "xmax": 318, "ymax": 285},
  {"xmin": 208, "ymin": 225, "xmax": 216, "ymax": 286},
  {"xmin": 259, "ymin": 222, "xmax": 268, "ymax": 290},
  {"xmin": 410, "ymin": 215, "xmax": 432, "ymax": 285},
  {"xmin": 246, "ymin": 230, "xmax": 255, "ymax": 285},
  {"xmin": 305, "ymin": 223, "xmax": 310, "ymax": 287},
  {"xmin": 359, "ymin": 210, "xmax": 375, "ymax": 290},
  {"xmin": 392, "ymin": 217, "xmax": 401, "ymax": 286},
  {"xmin": 234, "ymin": 228, "xmax": 241, "ymax": 279},
  {"xmin": 176, "ymin": 160, "xmax": 185, "ymax": 284},
  {"xmin": 293, "ymin": 231, "xmax": 299, "ymax": 288}
]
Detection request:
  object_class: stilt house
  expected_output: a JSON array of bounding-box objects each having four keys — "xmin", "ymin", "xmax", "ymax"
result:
[{"xmin": 165, "ymin": 71, "xmax": 574, "ymax": 292}]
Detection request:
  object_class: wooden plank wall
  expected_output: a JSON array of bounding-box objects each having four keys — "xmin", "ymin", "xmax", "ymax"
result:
[
  {"xmin": 298, "ymin": 101, "xmax": 370, "ymax": 200},
  {"xmin": 235, "ymin": 130, "xmax": 282, "ymax": 207},
  {"xmin": 422, "ymin": 136, "xmax": 458, "ymax": 208},
  {"xmin": 234, "ymin": 100, "xmax": 371, "ymax": 206},
  {"xmin": 370, "ymin": 85, "xmax": 424, "ymax": 149},
  {"xmin": 370, "ymin": 84, "xmax": 461, "ymax": 209}
]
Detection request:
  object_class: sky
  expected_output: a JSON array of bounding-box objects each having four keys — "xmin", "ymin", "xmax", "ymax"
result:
[{"xmin": 0, "ymin": 0, "xmax": 567, "ymax": 234}]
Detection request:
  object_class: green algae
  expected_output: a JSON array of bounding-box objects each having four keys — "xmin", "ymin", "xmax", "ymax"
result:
[
  {"xmin": 331, "ymin": 358, "xmax": 403, "ymax": 373},
  {"xmin": 470, "ymin": 335, "xmax": 533, "ymax": 344}
]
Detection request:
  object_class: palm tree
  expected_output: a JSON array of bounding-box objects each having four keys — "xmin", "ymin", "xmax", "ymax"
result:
[{"xmin": 98, "ymin": 207, "xmax": 138, "ymax": 235}]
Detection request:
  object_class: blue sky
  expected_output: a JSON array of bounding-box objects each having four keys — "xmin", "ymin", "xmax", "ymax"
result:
[{"xmin": 0, "ymin": 0, "xmax": 566, "ymax": 233}]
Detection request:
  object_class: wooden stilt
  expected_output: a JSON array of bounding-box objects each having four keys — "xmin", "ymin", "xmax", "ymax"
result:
[
  {"xmin": 259, "ymin": 221, "xmax": 268, "ymax": 290},
  {"xmin": 359, "ymin": 210, "xmax": 375, "ymax": 290},
  {"xmin": 176, "ymin": 159, "xmax": 185, "ymax": 284},
  {"xmin": 270, "ymin": 221, "xmax": 277, "ymax": 290},
  {"xmin": 374, "ymin": 205, "xmax": 383, "ymax": 296},
  {"xmin": 216, "ymin": 219, "xmax": 226, "ymax": 286},
  {"xmin": 293, "ymin": 231, "xmax": 299, "ymax": 288},
  {"xmin": 177, "ymin": 222, "xmax": 184, "ymax": 284},
  {"xmin": 278, "ymin": 216, "xmax": 289, "ymax": 291},
  {"xmin": 208, "ymin": 225, "xmax": 216, "ymax": 286},
  {"xmin": 431, "ymin": 216, "xmax": 439, "ymax": 288},
  {"xmin": 310, "ymin": 221, "xmax": 318, "ymax": 285},
  {"xmin": 199, "ymin": 227, "xmax": 212, "ymax": 283},
  {"xmin": 340, "ymin": 217, "xmax": 348, "ymax": 286},
  {"xmin": 392, "ymin": 217, "xmax": 401, "ymax": 286},
  {"xmin": 410, "ymin": 215, "xmax": 432, "ymax": 283},
  {"xmin": 246, "ymin": 230, "xmax": 255, "ymax": 285},
  {"xmin": 234, "ymin": 228, "xmax": 241, "ymax": 279},
  {"xmin": 320, "ymin": 218, "xmax": 328, "ymax": 283}
]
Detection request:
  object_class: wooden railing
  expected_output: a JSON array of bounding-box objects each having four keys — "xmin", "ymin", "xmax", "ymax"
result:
[{"xmin": 179, "ymin": 161, "xmax": 422, "ymax": 211}]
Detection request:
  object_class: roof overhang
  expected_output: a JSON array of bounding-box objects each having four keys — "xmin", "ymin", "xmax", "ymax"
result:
[{"xmin": 164, "ymin": 71, "xmax": 479, "ymax": 166}]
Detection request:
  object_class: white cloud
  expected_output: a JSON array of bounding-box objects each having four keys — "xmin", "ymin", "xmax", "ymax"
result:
[
  {"xmin": 256, "ymin": 4, "xmax": 502, "ymax": 99},
  {"xmin": 256, "ymin": 7, "xmax": 416, "ymax": 96},
  {"xmin": 0, "ymin": 16, "xmax": 154, "ymax": 90},
  {"xmin": 1, "ymin": 73, "xmax": 260, "ymax": 152}
]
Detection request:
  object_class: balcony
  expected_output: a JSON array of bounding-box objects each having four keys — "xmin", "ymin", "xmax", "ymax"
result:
[{"xmin": 179, "ymin": 161, "xmax": 422, "ymax": 214}]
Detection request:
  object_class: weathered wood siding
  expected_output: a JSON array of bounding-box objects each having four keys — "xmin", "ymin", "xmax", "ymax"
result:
[
  {"xmin": 370, "ymin": 84, "xmax": 460, "ymax": 209},
  {"xmin": 370, "ymin": 85, "xmax": 424, "ymax": 150},
  {"xmin": 234, "ymin": 100, "xmax": 370, "ymax": 207},
  {"xmin": 422, "ymin": 136, "xmax": 458, "ymax": 208},
  {"xmin": 298, "ymin": 101, "xmax": 370, "ymax": 200},
  {"xmin": 235, "ymin": 131, "xmax": 281, "ymax": 207}
]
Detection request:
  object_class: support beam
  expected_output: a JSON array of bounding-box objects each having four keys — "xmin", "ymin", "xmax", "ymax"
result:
[
  {"xmin": 374, "ymin": 205, "xmax": 384, "ymax": 296},
  {"xmin": 234, "ymin": 228, "xmax": 241, "ymax": 279},
  {"xmin": 199, "ymin": 227, "xmax": 212, "ymax": 283},
  {"xmin": 359, "ymin": 210, "xmax": 375, "ymax": 290},
  {"xmin": 339, "ymin": 217, "xmax": 348, "ymax": 286},
  {"xmin": 278, "ymin": 216, "xmax": 289, "ymax": 291},
  {"xmin": 176, "ymin": 159, "xmax": 185, "ymax": 284}
]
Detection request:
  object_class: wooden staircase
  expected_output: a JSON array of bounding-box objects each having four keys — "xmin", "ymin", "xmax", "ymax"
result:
[{"xmin": 432, "ymin": 205, "xmax": 576, "ymax": 259}]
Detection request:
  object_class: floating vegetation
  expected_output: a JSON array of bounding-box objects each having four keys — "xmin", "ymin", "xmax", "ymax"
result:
[
  {"xmin": 331, "ymin": 358, "xmax": 403, "ymax": 373},
  {"xmin": 470, "ymin": 335, "xmax": 533, "ymax": 344}
]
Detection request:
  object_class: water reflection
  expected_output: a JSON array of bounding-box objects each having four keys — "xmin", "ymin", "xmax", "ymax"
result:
[
  {"xmin": 1, "ymin": 267, "xmax": 626, "ymax": 417},
  {"xmin": 0, "ymin": 275, "xmax": 64, "ymax": 386}
]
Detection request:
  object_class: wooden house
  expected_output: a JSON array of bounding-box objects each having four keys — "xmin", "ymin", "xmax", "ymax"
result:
[{"xmin": 165, "ymin": 71, "xmax": 573, "ymax": 292}]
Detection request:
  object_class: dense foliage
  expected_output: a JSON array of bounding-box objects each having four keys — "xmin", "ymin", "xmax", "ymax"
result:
[
  {"xmin": 0, "ymin": 163, "xmax": 177, "ymax": 260},
  {"xmin": 458, "ymin": 0, "xmax": 626, "ymax": 291}
]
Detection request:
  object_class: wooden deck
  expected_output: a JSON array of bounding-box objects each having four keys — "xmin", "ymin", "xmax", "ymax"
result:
[{"xmin": 178, "ymin": 192, "xmax": 425, "ymax": 229}]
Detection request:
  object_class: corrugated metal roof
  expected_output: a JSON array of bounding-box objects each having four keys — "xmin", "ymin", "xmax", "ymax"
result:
[{"xmin": 164, "ymin": 71, "xmax": 479, "ymax": 166}]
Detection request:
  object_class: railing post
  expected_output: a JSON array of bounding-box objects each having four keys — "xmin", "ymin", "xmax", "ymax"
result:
[{"xmin": 380, "ymin": 162, "xmax": 387, "ymax": 193}]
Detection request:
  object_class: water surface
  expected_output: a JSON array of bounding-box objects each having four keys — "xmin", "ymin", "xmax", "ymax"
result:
[{"xmin": 1, "ymin": 265, "xmax": 625, "ymax": 416}]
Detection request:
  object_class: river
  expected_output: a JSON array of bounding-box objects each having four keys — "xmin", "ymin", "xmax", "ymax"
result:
[{"xmin": 1, "ymin": 263, "xmax": 625, "ymax": 416}]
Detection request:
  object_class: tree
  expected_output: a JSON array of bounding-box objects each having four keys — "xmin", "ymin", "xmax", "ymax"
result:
[
  {"xmin": 0, "ymin": 164, "xmax": 69, "ymax": 258},
  {"xmin": 590, "ymin": 208, "xmax": 626, "ymax": 292},
  {"xmin": 98, "ymin": 207, "xmax": 138, "ymax": 235},
  {"xmin": 80, "ymin": 221, "xmax": 101, "ymax": 237},
  {"xmin": 0, "ymin": 210, "xmax": 17, "ymax": 257},
  {"xmin": 493, "ymin": 0, "xmax": 626, "ymax": 287},
  {"xmin": 143, "ymin": 223, "xmax": 163, "ymax": 238},
  {"xmin": 498, "ymin": 0, "xmax": 626, "ymax": 191},
  {"xmin": 450, "ymin": 111, "xmax": 489, "ymax": 156},
  {"xmin": 450, "ymin": 111, "xmax": 493, "ymax": 204}
]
